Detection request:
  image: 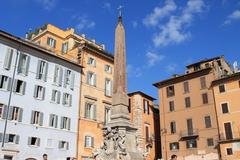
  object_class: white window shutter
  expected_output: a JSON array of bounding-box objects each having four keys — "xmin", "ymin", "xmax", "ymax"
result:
[
  {"xmin": 70, "ymin": 72, "xmax": 75, "ymax": 90},
  {"xmin": 33, "ymin": 85, "xmax": 37, "ymax": 98},
  {"xmin": 18, "ymin": 108, "xmax": 23, "ymax": 122},
  {"xmin": 63, "ymin": 69, "xmax": 68, "ymax": 87},
  {"xmin": 22, "ymin": 81, "xmax": 26, "ymax": 95},
  {"xmin": 7, "ymin": 77, "xmax": 12, "ymax": 91},
  {"xmin": 55, "ymin": 115, "xmax": 58, "ymax": 128},
  {"xmin": 36, "ymin": 60, "xmax": 41, "ymax": 79},
  {"xmin": 39, "ymin": 112, "xmax": 44, "ymax": 126},
  {"xmin": 42, "ymin": 87, "xmax": 45, "ymax": 100},
  {"xmin": 3, "ymin": 48, "xmax": 13, "ymax": 70},
  {"xmin": 58, "ymin": 67, "xmax": 63, "ymax": 86},
  {"xmin": 15, "ymin": 135, "xmax": 20, "ymax": 144},
  {"xmin": 68, "ymin": 118, "xmax": 71, "ymax": 130},
  {"xmin": 25, "ymin": 55, "xmax": 30, "ymax": 76},
  {"xmin": 93, "ymin": 73, "xmax": 96, "ymax": 86},
  {"xmin": 8, "ymin": 106, "xmax": 13, "ymax": 120},
  {"xmin": 44, "ymin": 62, "xmax": 48, "ymax": 82},
  {"xmin": 57, "ymin": 91, "xmax": 61, "ymax": 104},
  {"xmin": 53, "ymin": 65, "xmax": 58, "ymax": 83}
]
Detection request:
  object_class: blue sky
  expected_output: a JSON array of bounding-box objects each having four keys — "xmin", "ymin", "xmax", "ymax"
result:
[{"xmin": 1, "ymin": 0, "xmax": 240, "ymax": 100}]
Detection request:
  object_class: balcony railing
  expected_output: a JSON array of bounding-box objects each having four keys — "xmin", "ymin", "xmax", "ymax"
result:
[
  {"xmin": 218, "ymin": 132, "xmax": 240, "ymax": 143},
  {"xmin": 179, "ymin": 129, "xmax": 199, "ymax": 141}
]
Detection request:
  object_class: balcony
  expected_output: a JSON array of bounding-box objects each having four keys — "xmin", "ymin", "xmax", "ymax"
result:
[
  {"xmin": 218, "ymin": 132, "xmax": 240, "ymax": 144},
  {"xmin": 179, "ymin": 129, "xmax": 199, "ymax": 141}
]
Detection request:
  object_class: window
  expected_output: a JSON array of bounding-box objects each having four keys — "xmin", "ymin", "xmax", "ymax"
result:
[
  {"xmin": 145, "ymin": 125, "xmax": 150, "ymax": 143},
  {"xmin": 105, "ymin": 64, "xmax": 112, "ymax": 73},
  {"xmin": 186, "ymin": 139, "xmax": 197, "ymax": 148},
  {"xmin": 187, "ymin": 118, "xmax": 193, "ymax": 135},
  {"xmin": 85, "ymin": 136, "xmax": 94, "ymax": 148},
  {"xmin": 204, "ymin": 116, "xmax": 212, "ymax": 128},
  {"xmin": 205, "ymin": 63, "xmax": 210, "ymax": 68},
  {"xmin": 194, "ymin": 64, "xmax": 201, "ymax": 71},
  {"xmin": 13, "ymin": 79, "xmax": 26, "ymax": 95},
  {"xmin": 169, "ymin": 101, "xmax": 175, "ymax": 112},
  {"xmin": 170, "ymin": 121, "xmax": 176, "ymax": 134},
  {"xmin": 33, "ymin": 85, "xmax": 45, "ymax": 100},
  {"xmin": 61, "ymin": 42, "xmax": 68, "ymax": 54},
  {"xmin": 8, "ymin": 106, "xmax": 23, "ymax": 122},
  {"xmin": 51, "ymin": 90, "xmax": 61, "ymax": 104},
  {"xmin": 28, "ymin": 137, "xmax": 40, "ymax": 146},
  {"xmin": 3, "ymin": 48, "xmax": 13, "ymax": 70},
  {"xmin": 87, "ymin": 57, "xmax": 96, "ymax": 67},
  {"xmin": 36, "ymin": 60, "xmax": 48, "ymax": 81},
  {"xmin": 105, "ymin": 78, "xmax": 112, "ymax": 97},
  {"xmin": 84, "ymin": 103, "xmax": 96, "ymax": 120},
  {"xmin": 219, "ymin": 84, "xmax": 226, "ymax": 93},
  {"xmin": 166, "ymin": 85, "xmax": 175, "ymax": 97},
  {"xmin": 47, "ymin": 37, "xmax": 56, "ymax": 48},
  {"xmin": 59, "ymin": 141, "xmax": 69, "ymax": 150},
  {"xmin": 4, "ymin": 134, "xmax": 19, "ymax": 144},
  {"xmin": 207, "ymin": 138, "xmax": 214, "ymax": 147},
  {"xmin": 183, "ymin": 81, "xmax": 190, "ymax": 93},
  {"xmin": 31, "ymin": 111, "xmax": 43, "ymax": 126},
  {"xmin": 0, "ymin": 75, "xmax": 11, "ymax": 90},
  {"xmin": 200, "ymin": 77, "xmax": 207, "ymax": 89},
  {"xmin": 202, "ymin": 93, "xmax": 208, "ymax": 104},
  {"xmin": 62, "ymin": 93, "xmax": 72, "ymax": 106},
  {"xmin": 143, "ymin": 100, "xmax": 150, "ymax": 114},
  {"xmin": 226, "ymin": 148, "xmax": 233, "ymax": 155},
  {"xmin": 185, "ymin": 97, "xmax": 191, "ymax": 108},
  {"xmin": 49, "ymin": 114, "xmax": 58, "ymax": 128},
  {"xmin": 170, "ymin": 142, "xmax": 179, "ymax": 150},
  {"xmin": 60, "ymin": 116, "xmax": 71, "ymax": 130},
  {"xmin": 86, "ymin": 71, "xmax": 96, "ymax": 86},
  {"xmin": 3, "ymin": 155, "xmax": 13, "ymax": 160},
  {"xmin": 224, "ymin": 122, "xmax": 233, "ymax": 140},
  {"xmin": 63, "ymin": 69, "xmax": 75, "ymax": 89},
  {"xmin": 104, "ymin": 107, "xmax": 111, "ymax": 124},
  {"xmin": 17, "ymin": 53, "xmax": 30, "ymax": 75},
  {"xmin": 221, "ymin": 103, "xmax": 229, "ymax": 114},
  {"xmin": 53, "ymin": 65, "xmax": 63, "ymax": 86}
]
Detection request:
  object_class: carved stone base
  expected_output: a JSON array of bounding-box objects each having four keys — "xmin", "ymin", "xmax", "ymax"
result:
[{"xmin": 93, "ymin": 126, "xmax": 145, "ymax": 160}]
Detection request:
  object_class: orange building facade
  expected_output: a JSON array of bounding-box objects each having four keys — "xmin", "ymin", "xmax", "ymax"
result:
[
  {"xmin": 154, "ymin": 56, "xmax": 232, "ymax": 160},
  {"xmin": 212, "ymin": 72, "xmax": 240, "ymax": 160},
  {"xmin": 28, "ymin": 24, "xmax": 160, "ymax": 159},
  {"xmin": 128, "ymin": 91, "xmax": 160, "ymax": 160}
]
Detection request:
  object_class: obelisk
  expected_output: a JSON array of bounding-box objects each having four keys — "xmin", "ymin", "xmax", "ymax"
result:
[{"xmin": 93, "ymin": 11, "xmax": 144, "ymax": 160}]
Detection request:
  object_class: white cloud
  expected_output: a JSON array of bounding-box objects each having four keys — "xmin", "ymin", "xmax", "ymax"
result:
[
  {"xmin": 35, "ymin": 0, "xmax": 57, "ymax": 10},
  {"xmin": 132, "ymin": 21, "xmax": 138, "ymax": 28},
  {"xmin": 224, "ymin": 10, "xmax": 240, "ymax": 25},
  {"xmin": 165, "ymin": 63, "xmax": 178, "ymax": 72},
  {"xmin": 74, "ymin": 16, "xmax": 96, "ymax": 31},
  {"xmin": 103, "ymin": 2, "xmax": 111, "ymax": 10},
  {"xmin": 143, "ymin": 0, "xmax": 177, "ymax": 27},
  {"xmin": 146, "ymin": 51, "xmax": 165, "ymax": 67},
  {"xmin": 144, "ymin": 0, "xmax": 205, "ymax": 47},
  {"xmin": 127, "ymin": 64, "xmax": 142, "ymax": 78}
]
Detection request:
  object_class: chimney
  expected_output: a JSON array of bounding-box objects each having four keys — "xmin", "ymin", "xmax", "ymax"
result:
[{"xmin": 101, "ymin": 44, "xmax": 105, "ymax": 50}]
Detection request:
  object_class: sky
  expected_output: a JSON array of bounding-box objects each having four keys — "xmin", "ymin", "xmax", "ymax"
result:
[{"xmin": 1, "ymin": 0, "xmax": 240, "ymax": 101}]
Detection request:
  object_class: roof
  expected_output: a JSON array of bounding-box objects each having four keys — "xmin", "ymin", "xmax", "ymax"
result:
[
  {"xmin": 128, "ymin": 91, "xmax": 156, "ymax": 101},
  {"xmin": 0, "ymin": 29, "xmax": 82, "ymax": 68},
  {"xmin": 153, "ymin": 67, "xmax": 212, "ymax": 88},
  {"xmin": 186, "ymin": 56, "xmax": 222, "ymax": 68},
  {"xmin": 211, "ymin": 72, "xmax": 240, "ymax": 86}
]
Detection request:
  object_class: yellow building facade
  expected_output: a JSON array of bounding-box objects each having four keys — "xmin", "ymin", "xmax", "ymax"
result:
[{"xmin": 212, "ymin": 72, "xmax": 240, "ymax": 160}]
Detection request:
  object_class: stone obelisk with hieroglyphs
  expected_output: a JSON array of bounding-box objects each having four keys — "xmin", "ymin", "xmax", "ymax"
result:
[{"xmin": 93, "ymin": 12, "xmax": 144, "ymax": 160}]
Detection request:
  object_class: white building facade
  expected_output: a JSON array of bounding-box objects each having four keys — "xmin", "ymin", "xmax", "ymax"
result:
[{"xmin": 0, "ymin": 30, "xmax": 81, "ymax": 160}]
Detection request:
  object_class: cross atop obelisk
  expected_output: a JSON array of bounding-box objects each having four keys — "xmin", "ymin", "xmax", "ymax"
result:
[{"xmin": 117, "ymin": 5, "xmax": 124, "ymax": 16}]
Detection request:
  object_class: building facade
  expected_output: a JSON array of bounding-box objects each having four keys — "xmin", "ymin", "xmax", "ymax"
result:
[
  {"xmin": 27, "ymin": 24, "xmax": 114, "ymax": 159},
  {"xmin": 154, "ymin": 56, "xmax": 232, "ymax": 160},
  {"xmin": 128, "ymin": 91, "xmax": 160, "ymax": 160},
  {"xmin": 0, "ymin": 30, "xmax": 81, "ymax": 159},
  {"xmin": 212, "ymin": 72, "xmax": 240, "ymax": 160}
]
